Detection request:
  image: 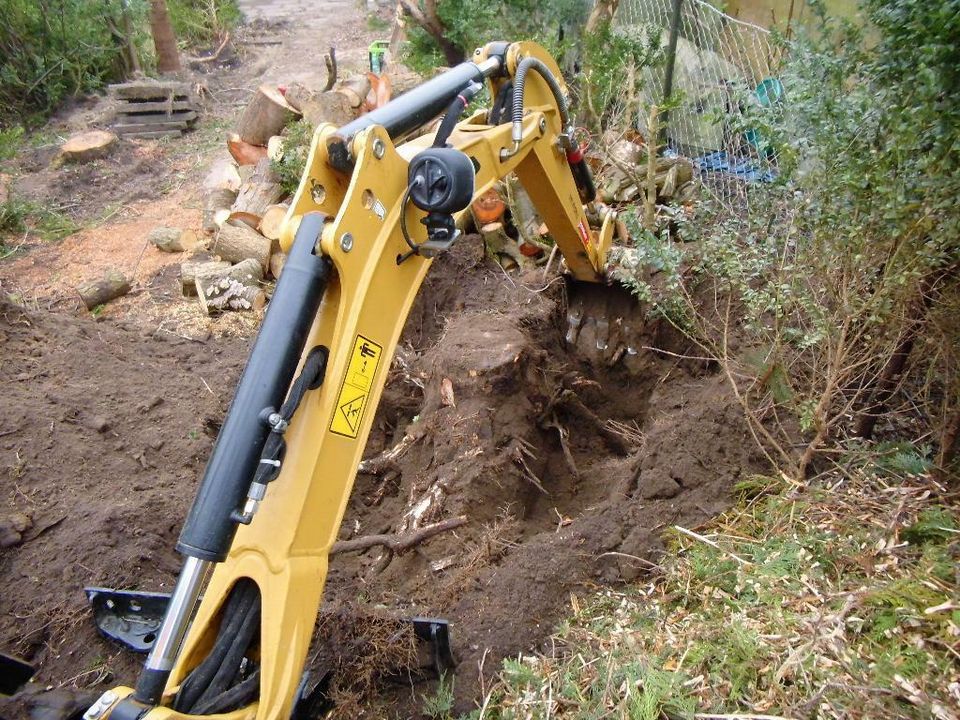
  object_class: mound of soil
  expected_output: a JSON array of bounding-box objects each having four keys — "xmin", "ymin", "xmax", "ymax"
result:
[
  {"xmin": 0, "ymin": 302, "xmax": 247, "ymax": 718},
  {"xmin": 0, "ymin": 238, "xmax": 763, "ymax": 718}
]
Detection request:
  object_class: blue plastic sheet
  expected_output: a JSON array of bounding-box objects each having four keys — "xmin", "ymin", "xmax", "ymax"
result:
[{"xmin": 695, "ymin": 150, "xmax": 778, "ymax": 183}]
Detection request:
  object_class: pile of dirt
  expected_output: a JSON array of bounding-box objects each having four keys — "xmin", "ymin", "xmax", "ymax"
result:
[
  {"xmin": 310, "ymin": 238, "xmax": 765, "ymax": 715},
  {"xmin": 0, "ymin": 299, "xmax": 248, "ymax": 718},
  {"xmin": 0, "ymin": 238, "xmax": 763, "ymax": 718}
]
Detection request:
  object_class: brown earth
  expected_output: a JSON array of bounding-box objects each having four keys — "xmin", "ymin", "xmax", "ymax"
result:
[
  {"xmin": 1, "ymin": 236, "xmax": 761, "ymax": 718},
  {"xmin": 0, "ymin": 4, "xmax": 763, "ymax": 719}
]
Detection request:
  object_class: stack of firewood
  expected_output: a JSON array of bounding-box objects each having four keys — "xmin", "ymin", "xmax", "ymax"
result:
[{"xmin": 181, "ymin": 58, "xmax": 395, "ymax": 315}]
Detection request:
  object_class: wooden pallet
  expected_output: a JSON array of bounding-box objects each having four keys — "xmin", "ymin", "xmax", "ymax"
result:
[{"xmin": 110, "ymin": 81, "xmax": 199, "ymax": 139}]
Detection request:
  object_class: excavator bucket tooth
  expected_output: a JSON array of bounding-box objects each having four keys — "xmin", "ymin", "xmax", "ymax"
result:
[
  {"xmin": 84, "ymin": 587, "xmax": 170, "ymax": 653},
  {"xmin": 0, "ymin": 651, "xmax": 35, "ymax": 695},
  {"xmin": 411, "ymin": 618, "xmax": 455, "ymax": 678}
]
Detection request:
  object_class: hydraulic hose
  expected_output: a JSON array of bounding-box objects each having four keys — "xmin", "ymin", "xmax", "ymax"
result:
[
  {"xmin": 508, "ymin": 57, "xmax": 596, "ymax": 203},
  {"xmin": 510, "ymin": 57, "xmax": 571, "ymax": 144}
]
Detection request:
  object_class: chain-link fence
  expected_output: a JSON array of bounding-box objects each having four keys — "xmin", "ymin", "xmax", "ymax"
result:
[{"xmin": 615, "ymin": 0, "xmax": 783, "ymax": 208}]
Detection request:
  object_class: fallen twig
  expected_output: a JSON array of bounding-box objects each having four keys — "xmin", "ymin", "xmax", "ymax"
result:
[{"xmin": 673, "ymin": 525, "xmax": 752, "ymax": 566}]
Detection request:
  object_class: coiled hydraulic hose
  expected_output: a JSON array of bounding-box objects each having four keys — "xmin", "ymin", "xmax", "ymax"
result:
[
  {"xmin": 510, "ymin": 57, "xmax": 571, "ymax": 147},
  {"xmin": 507, "ymin": 57, "xmax": 597, "ymax": 203}
]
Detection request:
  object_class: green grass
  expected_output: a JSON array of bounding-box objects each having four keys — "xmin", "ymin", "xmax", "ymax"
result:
[
  {"xmin": 366, "ymin": 14, "xmax": 391, "ymax": 32},
  {"xmin": 0, "ymin": 195, "xmax": 80, "ymax": 256},
  {"xmin": 473, "ymin": 468, "xmax": 960, "ymax": 719}
]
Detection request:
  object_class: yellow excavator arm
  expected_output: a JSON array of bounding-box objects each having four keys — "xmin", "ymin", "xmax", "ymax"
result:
[{"xmin": 84, "ymin": 41, "xmax": 612, "ymax": 720}]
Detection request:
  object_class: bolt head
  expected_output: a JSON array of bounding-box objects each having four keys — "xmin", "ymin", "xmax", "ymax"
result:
[
  {"xmin": 539, "ymin": 117, "xmax": 547, "ymax": 133},
  {"xmin": 340, "ymin": 232, "xmax": 354, "ymax": 252},
  {"xmin": 372, "ymin": 138, "xmax": 385, "ymax": 159}
]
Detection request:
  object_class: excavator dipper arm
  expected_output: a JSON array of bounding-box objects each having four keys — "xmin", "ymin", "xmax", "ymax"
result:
[{"xmin": 86, "ymin": 40, "xmax": 612, "ymax": 720}]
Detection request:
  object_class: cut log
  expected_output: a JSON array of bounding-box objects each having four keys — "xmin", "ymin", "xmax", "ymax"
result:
[
  {"xmin": 213, "ymin": 221, "xmax": 271, "ymax": 269},
  {"xmin": 267, "ymin": 135, "xmax": 285, "ymax": 161},
  {"xmin": 202, "ymin": 187, "xmax": 239, "ymax": 235},
  {"xmin": 148, "ymin": 227, "xmax": 198, "ymax": 253},
  {"xmin": 300, "ymin": 92, "xmax": 355, "ymax": 129},
  {"xmin": 269, "ymin": 251, "xmax": 286, "ymax": 279},
  {"xmin": 202, "ymin": 159, "xmax": 241, "ymax": 192},
  {"xmin": 77, "ymin": 269, "xmax": 130, "ymax": 310},
  {"xmin": 180, "ymin": 259, "xmax": 231, "ymax": 296},
  {"xmin": 195, "ymin": 260, "xmax": 266, "ymax": 314},
  {"xmin": 231, "ymin": 158, "xmax": 283, "ymax": 224},
  {"xmin": 227, "ymin": 132, "xmax": 269, "ymax": 166},
  {"xmin": 227, "ymin": 211, "xmax": 261, "ymax": 230},
  {"xmin": 235, "ymin": 85, "xmax": 298, "ymax": 146},
  {"xmin": 259, "ymin": 203, "xmax": 289, "ymax": 241},
  {"xmin": 471, "ymin": 187, "xmax": 506, "ymax": 226},
  {"xmin": 197, "ymin": 281, "xmax": 266, "ymax": 314},
  {"xmin": 481, "ymin": 222, "xmax": 525, "ymax": 268},
  {"xmin": 58, "ymin": 131, "xmax": 118, "ymax": 164},
  {"xmin": 337, "ymin": 75, "xmax": 372, "ymax": 109},
  {"xmin": 283, "ymin": 82, "xmax": 314, "ymax": 113}
]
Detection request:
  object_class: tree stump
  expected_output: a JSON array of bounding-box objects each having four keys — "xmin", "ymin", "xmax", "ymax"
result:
[
  {"xmin": 58, "ymin": 131, "xmax": 118, "ymax": 164},
  {"xmin": 235, "ymin": 85, "xmax": 298, "ymax": 146},
  {"xmin": 77, "ymin": 269, "xmax": 131, "ymax": 310},
  {"xmin": 213, "ymin": 221, "xmax": 271, "ymax": 270}
]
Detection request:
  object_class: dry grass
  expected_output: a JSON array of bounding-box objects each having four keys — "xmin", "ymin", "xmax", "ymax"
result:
[{"xmin": 475, "ymin": 465, "xmax": 960, "ymax": 719}]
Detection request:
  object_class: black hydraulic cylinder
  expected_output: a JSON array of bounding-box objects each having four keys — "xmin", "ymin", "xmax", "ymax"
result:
[
  {"xmin": 176, "ymin": 213, "xmax": 332, "ymax": 562},
  {"xmin": 327, "ymin": 61, "xmax": 487, "ymax": 171}
]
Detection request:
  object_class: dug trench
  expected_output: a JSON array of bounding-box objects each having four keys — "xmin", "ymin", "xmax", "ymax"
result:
[{"xmin": 0, "ymin": 237, "xmax": 763, "ymax": 718}]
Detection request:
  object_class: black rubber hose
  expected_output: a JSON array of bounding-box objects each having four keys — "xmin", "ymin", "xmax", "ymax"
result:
[
  {"xmin": 433, "ymin": 81, "xmax": 483, "ymax": 149},
  {"xmin": 508, "ymin": 58, "xmax": 596, "ymax": 203},
  {"xmin": 489, "ymin": 81, "xmax": 512, "ymax": 125},
  {"xmin": 511, "ymin": 57, "xmax": 571, "ymax": 132},
  {"xmin": 173, "ymin": 584, "xmax": 252, "ymax": 712},
  {"xmin": 192, "ymin": 670, "xmax": 261, "ymax": 716},
  {"xmin": 173, "ymin": 581, "xmax": 259, "ymax": 713},
  {"xmin": 192, "ymin": 597, "xmax": 261, "ymax": 711}
]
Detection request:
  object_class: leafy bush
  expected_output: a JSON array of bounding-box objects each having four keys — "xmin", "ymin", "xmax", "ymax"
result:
[
  {"xmin": 0, "ymin": 0, "xmax": 142, "ymax": 125},
  {"xmin": 0, "ymin": 0, "xmax": 239, "ymax": 127},
  {"xmin": 579, "ymin": 20, "xmax": 660, "ymax": 130},
  {"xmin": 168, "ymin": 0, "xmax": 241, "ymax": 48},
  {"xmin": 401, "ymin": 0, "xmax": 589, "ymax": 75},
  {"xmin": 663, "ymin": 0, "xmax": 960, "ymax": 478},
  {"xmin": 271, "ymin": 120, "xmax": 313, "ymax": 196}
]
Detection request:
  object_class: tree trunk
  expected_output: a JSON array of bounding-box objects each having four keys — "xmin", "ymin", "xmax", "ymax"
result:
[
  {"xmin": 854, "ymin": 268, "xmax": 946, "ymax": 439},
  {"xmin": 150, "ymin": 0, "xmax": 181, "ymax": 74},
  {"xmin": 586, "ymin": 0, "xmax": 622, "ymax": 33},
  {"xmin": 398, "ymin": 0, "xmax": 465, "ymax": 66}
]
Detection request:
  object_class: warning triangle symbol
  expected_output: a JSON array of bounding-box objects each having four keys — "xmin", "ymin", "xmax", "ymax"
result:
[{"xmin": 338, "ymin": 394, "xmax": 366, "ymax": 435}]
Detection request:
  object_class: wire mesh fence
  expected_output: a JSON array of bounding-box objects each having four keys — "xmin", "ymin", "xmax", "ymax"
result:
[{"xmin": 615, "ymin": 0, "xmax": 784, "ymax": 210}]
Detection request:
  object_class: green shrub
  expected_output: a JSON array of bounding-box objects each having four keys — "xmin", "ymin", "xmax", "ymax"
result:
[
  {"xmin": 673, "ymin": 0, "xmax": 960, "ymax": 477},
  {"xmin": 401, "ymin": 0, "xmax": 589, "ymax": 75},
  {"xmin": 168, "ymin": 0, "xmax": 241, "ymax": 48},
  {"xmin": 0, "ymin": 0, "xmax": 240, "ymax": 127}
]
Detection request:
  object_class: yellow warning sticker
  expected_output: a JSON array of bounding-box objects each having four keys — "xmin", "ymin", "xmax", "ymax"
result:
[{"xmin": 330, "ymin": 334, "xmax": 383, "ymax": 438}]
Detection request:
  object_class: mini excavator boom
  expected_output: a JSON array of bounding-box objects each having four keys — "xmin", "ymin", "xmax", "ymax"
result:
[{"xmin": 84, "ymin": 40, "xmax": 613, "ymax": 720}]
